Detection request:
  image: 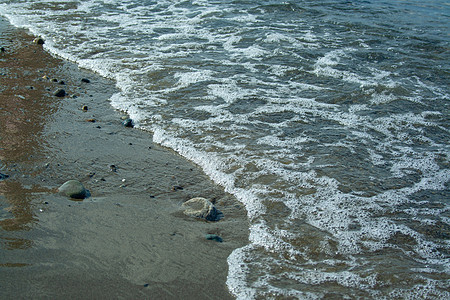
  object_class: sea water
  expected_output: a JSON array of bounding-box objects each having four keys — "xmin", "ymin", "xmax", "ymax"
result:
[{"xmin": 1, "ymin": 0, "xmax": 448, "ymax": 298}]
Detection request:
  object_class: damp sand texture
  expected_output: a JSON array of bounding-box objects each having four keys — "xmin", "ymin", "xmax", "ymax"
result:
[{"xmin": 0, "ymin": 17, "xmax": 248, "ymax": 299}]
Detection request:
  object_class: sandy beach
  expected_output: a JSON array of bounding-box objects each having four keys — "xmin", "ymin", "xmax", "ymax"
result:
[{"xmin": 0, "ymin": 16, "xmax": 248, "ymax": 299}]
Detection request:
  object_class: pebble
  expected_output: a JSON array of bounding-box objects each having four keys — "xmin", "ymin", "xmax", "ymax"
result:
[
  {"xmin": 122, "ymin": 118, "xmax": 134, "ymax": 128},
  {"xmin": 81, "ymin": 105, "xmax": 88, "ymax": 111},
  {"xmin": 81, "ymin": 78, "xmax": 90, "ymax": 83},
  {"xmin": 58, "ymin": 180, "xmax": 87, "ymax": 199},
  {"xmin": 33, "ymin": 37, "xmax": 45, "ymax": 45},
  {"xmin": 172, "ymin": 185, "xmax": 183, "ymax": 191},
  {"xmin": 205, "ymin": 234, "xmax": 223, "ymax": 243},
  {"xmin": 54, "ymin": 89, "xmax": 66, "ymax": 97},
  {"xmin": 0, "ymin": 173, "xmax": 9, "ymax": 181},
  {"xmin": 0, "ymin": 47, "xmax": 5, "ymax": 52}
]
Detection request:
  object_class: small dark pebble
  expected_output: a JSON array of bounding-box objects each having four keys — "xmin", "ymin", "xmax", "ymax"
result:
[
  {"xmin": 110, "ymin": 165, "xmax": 117, "ymax": 172},
  {"xmin": 143, "ymin": 284, "xmax": 149, "ymax": 287},
  {"xmin": 59, "ymin": 80, "xmax": 65, "ymax": 85},
  {"xmin": 81, "ymin": 78, "xmax": 90, "ymax": 83},
  {"xmin": 44, "ymin": 201, "xmax": 49, "ymax": 204},
  {"xmin": 54, "ymin": 89, "xmax": 66, "ymax": 97},
  {"xmin": 129, "ymin": 143, "xmax": 133, "ymax": 145},
  {"xmin": 33, "ymin": 37, "xmax": 45, "ymax": 45},
  {"xmin": 26, "ymin": 86, "xmax": 34, "ymax": 90},
  {"xmin": 172, "ymin": 185, "xmax": 183, "ymax": 191},
  {"xmin": 96, "ymin": 126, "xmax": 102, "ymax": 129},
  {"xmin": 150, "ymin": 195, "xmax": 155, "ymax": 198},
  {"xmin": 0, "ymin": 47, "xmax": 5, "ymax": 52},
  {"xmin": 122, "ymin": 118, "xmax": 134, "ymax": 128},
  {"xmin": 205, "ymin": 234, "xmax": 223, "ymax": 243},
  {"xmin": 81, "ymin": 105, "xmax": 88, "ymax": 111},
  {"xmin": 51, "ymin": 78, "xmax": 58, "ymax": 83},
  {"xmin": 0, "ymin": 173, "xmax": 9, "ymax": 180}
]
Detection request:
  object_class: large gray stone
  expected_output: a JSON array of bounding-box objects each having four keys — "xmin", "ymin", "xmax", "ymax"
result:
[
  {"xmin": 58, "ymin": 180, "xmax": 87, "ymax": 199},
  {"xmin": 181, "ymin": 197, "xmax": 222, "ymax": 221}
]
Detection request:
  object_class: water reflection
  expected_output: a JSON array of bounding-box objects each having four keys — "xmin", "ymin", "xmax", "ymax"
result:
[{"xmin": 0, "ymin": 19, "xmax": 57, "ymax": 250}]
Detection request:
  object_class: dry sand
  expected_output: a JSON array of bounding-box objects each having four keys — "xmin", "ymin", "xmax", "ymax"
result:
[{"xmin": 0, "ymin": 17, "xmax": 248, "ymax": 299}]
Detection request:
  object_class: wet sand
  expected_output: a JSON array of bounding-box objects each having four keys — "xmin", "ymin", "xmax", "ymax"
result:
[{"xmin": 0, "ymin": 17, "xmax": 248, "ymax": 299}]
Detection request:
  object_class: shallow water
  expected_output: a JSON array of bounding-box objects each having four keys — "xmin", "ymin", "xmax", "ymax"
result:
[{"xmin": 1, "ymin": 0, "xmax": 449, "ymax": 298}]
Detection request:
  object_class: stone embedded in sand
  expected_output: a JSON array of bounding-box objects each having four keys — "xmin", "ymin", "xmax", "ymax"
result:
[
  {"xmin": 33, "ymin": 37, "xmax": 45, "ymax": 45},
  {"xmin": 54, "ymin": 89, "xmax": 66, "ymax": 97},
  {"xmin": 182, "ymin": 197, "xmax": 222, "ymax": 221},
  {"xmin": 0, "ymin": 173, "xmax": 9, "ymax": 181},
  {"xmin": 81, "ymin": 78, "xmax": 90, "ymax": 83},
  {"xmin": 205, "ymin": 234, "xmax": 223, "ymax": 242},
  {"xmin": 58, "ymin": 180, "xmax": 87, "ymax": 199}
]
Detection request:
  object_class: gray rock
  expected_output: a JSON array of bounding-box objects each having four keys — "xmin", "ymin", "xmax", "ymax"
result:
[
  {"xmin": 54, "ymin": 89, "xmax": 66, "ymax": 97},
  {"xmin": 181, "ymin": 197, "xmax": 222, "ymax": 221},
  {"xmin": 58, "ymin": 180, "xmax": 87, "ymax": 199}
]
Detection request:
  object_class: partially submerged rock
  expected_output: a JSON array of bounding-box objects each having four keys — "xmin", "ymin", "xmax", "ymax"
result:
[
  {"xmin": 182, "ymin": 197, "xmax": 222, "ymax": 221},
  {"xmin": 58, "ymin": 180, "xmax": 87, "ymax": 199},
  {"xmin": 33, "ymin": 37, "xmax": 45, "ymax": 45}
]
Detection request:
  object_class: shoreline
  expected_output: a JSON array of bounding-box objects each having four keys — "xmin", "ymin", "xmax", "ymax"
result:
[{"xmin": 0, "ymin": 16, "xmax": 248, "ymax": 299}]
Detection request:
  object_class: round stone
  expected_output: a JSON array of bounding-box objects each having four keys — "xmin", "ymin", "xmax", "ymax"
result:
[{"xmin": 58, "ymin": 180, "xmax": 87, "ymax": 199}]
